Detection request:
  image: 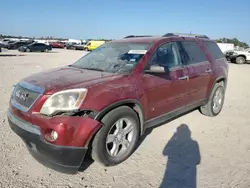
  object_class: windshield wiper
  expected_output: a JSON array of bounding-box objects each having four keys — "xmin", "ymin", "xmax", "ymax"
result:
[
  {"xmin": 81, "ymin": 67, "xmax": 104, "ymax": 72},
  {"xmin": 68, "ymin": 65, "xmax": 104, "ymax": 72}
]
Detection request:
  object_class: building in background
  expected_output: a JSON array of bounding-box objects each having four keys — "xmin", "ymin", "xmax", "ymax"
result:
[{"xmin": 217, "ymin": 43, "xmax": 234, "ymax": 54}]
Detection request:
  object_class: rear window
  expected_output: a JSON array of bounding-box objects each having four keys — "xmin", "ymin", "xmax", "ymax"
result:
[
  {"xmin": 179, "ymin": 41, "xmax": 207, "ymax": 65},
  {"xmin": 204, "ymin": 41, "xmax": 224, "ymax": 60}
]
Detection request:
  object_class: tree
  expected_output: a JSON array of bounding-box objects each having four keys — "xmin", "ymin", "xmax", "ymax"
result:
[{"xmin": 216, "ymin": 38, "xmax": 249, "ymax": 48}]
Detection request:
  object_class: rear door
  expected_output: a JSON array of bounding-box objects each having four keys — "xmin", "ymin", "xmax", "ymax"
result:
[
  {"xmin": 40, "ymin": 44, "xmax": 47, "ymax": 51},
  {"xmin": 143, "ymin": 42, "xmax": 188, "ymax": 120},
  {"xmin": 16, "ymin": 42, "xmax": 26, "ymax": 48},
  {"xmin": 179, "ymin": 40, "xmax": 212, "ymax": 105},
  {"xmin": 31, "ymin": 43, "xmax": 40, "ymax": 51},
  {"xmin": 35, "ymin": 43, "xmax": 46, "ymax": 51}
]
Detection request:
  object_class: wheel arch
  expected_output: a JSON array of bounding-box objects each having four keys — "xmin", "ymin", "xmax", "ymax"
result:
[
  {"xmin": 209, "ymin": 76, "xmax": 227, "ymax": 97},
  {"xmin": 215, "ymin": 76, "xmax": 226, "ymax": 85},
  {"xmin": 94, "ymin": 99, "xmax": 145, "ymax": 135},
  {"xmin": 237, "ymin": 54, "xmax": 247, "ymax": 59}
]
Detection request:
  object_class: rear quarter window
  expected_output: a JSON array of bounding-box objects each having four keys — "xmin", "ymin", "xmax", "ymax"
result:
[
  {"xmin": 179, "ymin": 41, "xmax": 207, "ymax": 65},
  {"xmin": 204, "ymin": 41, "xmax": 224, "ymax": 60}
]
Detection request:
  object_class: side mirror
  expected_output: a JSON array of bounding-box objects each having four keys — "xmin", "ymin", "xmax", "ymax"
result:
[{"xmin": 145, "ymin": 65, "xmax": 165, "ymax": 73}]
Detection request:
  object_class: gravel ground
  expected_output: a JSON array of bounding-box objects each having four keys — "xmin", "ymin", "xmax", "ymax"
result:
[{"xmin": 1, "ymin": 49, "xmax": 250, "ymax": 188}]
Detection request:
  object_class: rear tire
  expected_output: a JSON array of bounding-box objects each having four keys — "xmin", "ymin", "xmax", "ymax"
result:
[
  {"xmin": 91, "ymin": 106, "xmax": 140, "ymax": 166},
  {"xmin": 26, "ymin": 48, "xmax": 31, "ymax": 52},
  {"xmin": 200, "ymin": 82, "xmax": 225, "ymax": 117},
  {"xmin": 236, "ymin": 56, "xmax": 246, "ymax": 64}
]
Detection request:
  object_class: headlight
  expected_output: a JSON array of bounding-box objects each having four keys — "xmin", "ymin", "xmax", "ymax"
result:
[{"xmin": 40, "ymin": 88, "xmax": 88, "ymax": 115}]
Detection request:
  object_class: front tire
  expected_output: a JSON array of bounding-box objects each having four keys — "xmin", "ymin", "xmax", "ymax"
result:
[
  {"xmin": 45, "ymin": 49, "xmax": 49, "ymax": 52},
  {"xmin": 200, "ymin": 82, "xmax": 225, "ymax": 117},
  {"xmin": 236, "ymin": 56, "xmax": 246, "ymax": 64},
  {"xmin": 91, "ymin": 106, "xmax": 140, "ymax": 166},
  {"xmin": 26, "ymin": 48, "xmax": 31, "ymax": 52}
]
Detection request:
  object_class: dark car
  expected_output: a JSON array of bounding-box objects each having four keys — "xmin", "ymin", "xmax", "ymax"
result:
[
  {"xmin": 6, "ymin": 41, "xmax": 31, "ymax": 50},
  {"xmin": 8, "ymin": 33, "xmax": 228, "ymax": 174},
  {"xmin": 2, "ymin": 40, "xmax": 15, "ymax": 48},
  {"xmin": 65, "ymin": 42, "xmax": 77, "ymax": 49},
  {"xmin": 18, "ymin": 43, "xmax": 52, "ymax": 52},
  {"xmin": 0, "ymin": 43, "xmax": 3, "ymax": 52}
]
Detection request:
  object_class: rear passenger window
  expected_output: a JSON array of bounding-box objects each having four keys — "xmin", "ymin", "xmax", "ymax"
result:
[
  {"xmin": 180, "ymin": 41, "xmax": 207, "ymax": 65},
  {"xmin": 204, "ymin": 41, "xmax": 224, "ymax": 60}
]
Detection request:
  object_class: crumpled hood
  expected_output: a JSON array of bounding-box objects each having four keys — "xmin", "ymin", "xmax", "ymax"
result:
[{"xmin": 22, "ymin": 66, "xmax": 124, "ymax": 94}]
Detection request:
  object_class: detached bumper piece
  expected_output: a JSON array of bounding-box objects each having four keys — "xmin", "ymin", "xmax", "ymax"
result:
[{"xmin": 7, "ymin": 110, "xmax": 87, "ymax": 174}]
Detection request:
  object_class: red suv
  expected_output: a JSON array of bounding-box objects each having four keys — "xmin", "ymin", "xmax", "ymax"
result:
[{"xmin": 8, "ymin": 33, "xmax": 228, "ymax": 174}]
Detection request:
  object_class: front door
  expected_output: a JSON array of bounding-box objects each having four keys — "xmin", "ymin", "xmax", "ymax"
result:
[
  {"xmin": 178, "ymin": 40, "xmax": 212, "ymax": 104},
  {"xmin": 31, "ymin": 43, "xmax": 40, "ymax": 51},
  {"xmin": 142, "ymin": 42, "xmax": 188, "ymax": 121}
]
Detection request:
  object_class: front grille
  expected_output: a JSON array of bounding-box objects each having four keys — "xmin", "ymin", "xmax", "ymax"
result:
[{"xmin": 12, "ymin": 84, "xmax": 40, "ymax": 110}]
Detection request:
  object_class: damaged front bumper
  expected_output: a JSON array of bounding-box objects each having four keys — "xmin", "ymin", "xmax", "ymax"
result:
[{"xmin": 7, "ymin": 109, "xmax": 102, "ymax": 174}]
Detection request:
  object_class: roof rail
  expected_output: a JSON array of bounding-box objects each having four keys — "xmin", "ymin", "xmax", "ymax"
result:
[
  {"xmin": 124, "ymin": 35, "xmax": 152, "ymax": 39},
  {"xmin": 162, "ymin": 33, "xmax": 210, "ymax": 39}
]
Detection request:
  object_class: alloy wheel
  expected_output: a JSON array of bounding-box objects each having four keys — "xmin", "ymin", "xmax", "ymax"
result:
[
  {"xmin": 212, "ymin": 87, "xmax": 224, "ymax": 114},
  {"xmin": 106, "ymin": 118, "xmax": 134, "ymax": 157}
]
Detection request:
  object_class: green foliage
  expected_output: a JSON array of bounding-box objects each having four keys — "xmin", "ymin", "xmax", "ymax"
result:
[{"xmin": 216, "ymin": 38, "xmax": 249, "ymax": 48}]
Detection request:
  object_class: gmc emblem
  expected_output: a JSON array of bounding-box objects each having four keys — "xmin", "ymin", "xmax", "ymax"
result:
[{"xmin": 15, "ymin": 90, "xmax": 29, "ymax": 101}]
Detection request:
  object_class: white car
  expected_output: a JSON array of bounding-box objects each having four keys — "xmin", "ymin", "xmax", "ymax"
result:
[{"xmin": 226, "ymin": 49, "xmax": 250, "ymax": 64}]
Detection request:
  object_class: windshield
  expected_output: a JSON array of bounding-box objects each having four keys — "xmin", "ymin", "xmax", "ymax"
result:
[{"xmin": 71, "ymin": 42, "xmax": 152, "ymax": 74}]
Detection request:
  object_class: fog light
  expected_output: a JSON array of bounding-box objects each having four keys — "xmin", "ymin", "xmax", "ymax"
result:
[{"xmin": 50, "ymin": 130, "xmax": 58, "ymax": 141}]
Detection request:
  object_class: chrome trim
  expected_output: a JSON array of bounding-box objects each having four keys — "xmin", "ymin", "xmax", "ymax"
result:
[
  {"xmin": 205, "ymin": 69, "xmax": 212, "ymax": 73},
  {"xmin": 169, "ymin": 66, "xmax": 184, "ymax": 71},
  {"xmin": 185, "ymin": 61, "xmax": 210, "ymax": 67},
  {"xmin": 11, "ymin": 99, "xmax": 29, "ymax": 112},
  {"xmin": 7, "ymin": 109, "xmax": 41, "ymax": 135},
  {"xmin": 178, "ymin": 76, "xmax": 188, "ymax": 80},
  {"xmin": 18, "ymin": 81, "xmax": 45, "ymax": 94}
]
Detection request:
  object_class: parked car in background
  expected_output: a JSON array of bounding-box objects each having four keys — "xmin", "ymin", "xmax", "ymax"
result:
[
  {"xmin": 8, "ymin": 33, "xmax": 228, "ymax": 174},
  {"xmin": 65, "ymin": 42, "xmax": 77, "ymax": 49},
  {"xmin": 84, "ymin": 40, "xmax": 105, "ymax": 51},
  {"xmin": 18, "ymin": 43, "xmax": 52, "ymax": 52},
  {"xmin": 1, "ymin": 40, "xmax": 16, "ymax": 48},
  {"xmin": 73, "ymin": 42, "xmax": 88, "ymax": 50},
  {"xmin": 6, "ymin": 41, "xmax": 34, "ymax": 50},
  {"xmin": 0, "ymin": 43, "xmax": 4, "ymax": 52},
  {"xmin": 226, "ymin": 49, "xmax": 250, "ymax": 64},
  {"xmin": 49, "ymin": 42, "xmax": 65, "ymax": 48}
]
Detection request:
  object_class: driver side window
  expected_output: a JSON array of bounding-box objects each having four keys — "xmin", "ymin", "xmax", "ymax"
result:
[{"xmin": 146, "ymin": 42, "xmax": 182, "ymax": 70}]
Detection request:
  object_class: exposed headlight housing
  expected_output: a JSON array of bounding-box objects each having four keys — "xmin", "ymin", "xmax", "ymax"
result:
[
  {"xmin": 232, "ymin": 52, "xmax": 238, "ymax": 55},
  {"xmin": 40, "ymin": 88, "xmax": 88, "ymax": 116}
]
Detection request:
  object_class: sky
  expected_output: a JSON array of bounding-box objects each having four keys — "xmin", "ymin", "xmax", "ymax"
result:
[{"xmin": 1, "ymin": 0, "xmax": 250, "ymax": 45}]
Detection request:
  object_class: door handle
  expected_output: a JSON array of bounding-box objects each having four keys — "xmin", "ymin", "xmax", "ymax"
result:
[
  {"xmin": 205, "ymin": 69, "xmax": 212, "ymax": 73},
  {"xmin": 178, "ymin": 76, "xmax": 189, "ymax": 80}
]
